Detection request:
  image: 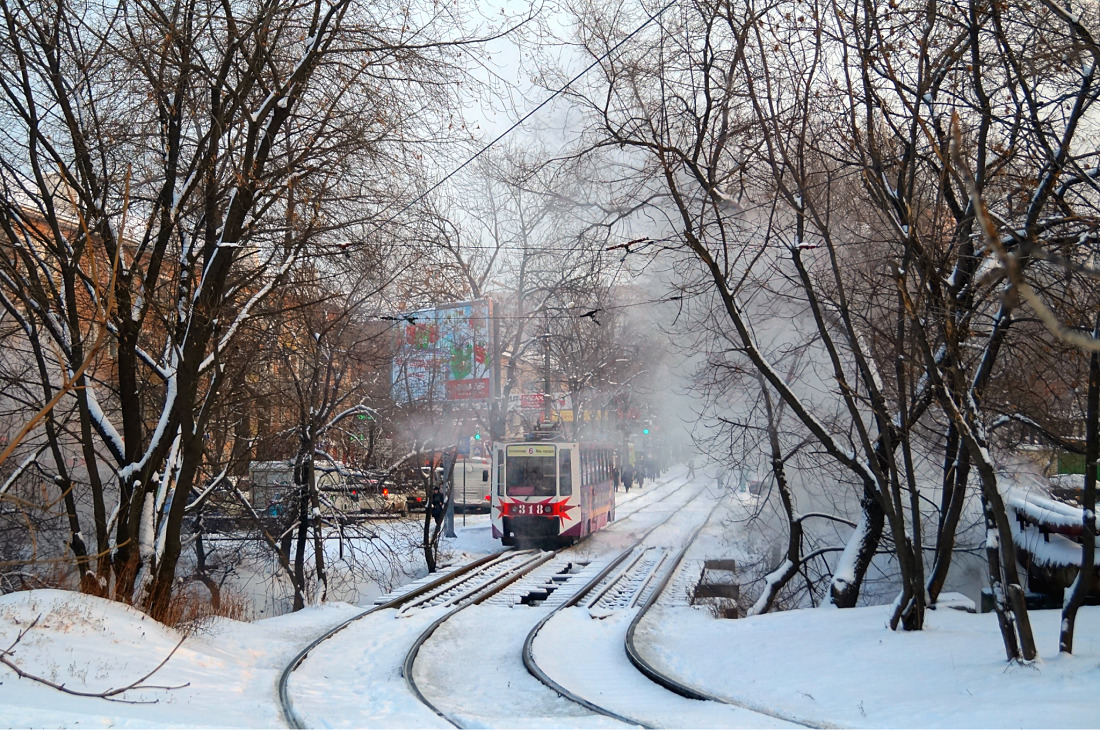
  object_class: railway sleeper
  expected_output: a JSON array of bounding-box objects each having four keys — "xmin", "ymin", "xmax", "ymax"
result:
[
  {"xmin": 517, "ymin": 562, "xmax": 583, "ymax": 606},
  {"xmin": 520, "ymin": 588, "xmax": 552, "ymax": 605}
]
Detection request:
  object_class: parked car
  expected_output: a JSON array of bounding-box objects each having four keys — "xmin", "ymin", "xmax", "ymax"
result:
[
  {"xmin": 401, "ymin": 484, "xmax": 427, "ymax": 512},
  {"xmin": 348, "ymin": 475, "xmax": 406, "ymax": 514}
]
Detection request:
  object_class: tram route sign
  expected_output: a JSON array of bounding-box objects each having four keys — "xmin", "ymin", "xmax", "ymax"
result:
[
  {"xmin": 506, "ymin": 444, "xmax": 556, "ymax": 457},
  {"xmin": 391, "ymin": 298, "xmax": 495, "ymax": 405}
]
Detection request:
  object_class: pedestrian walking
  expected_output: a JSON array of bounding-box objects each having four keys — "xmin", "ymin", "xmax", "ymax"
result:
[
  {"xmin": 687, "ymin": 459, "xmax": 696, "ymax": 480},
  {"xmin": 621, "ymin": 464, "xmax": 634, "ymax": 493},
  {"xmin": 430, "ymin": 486, "xmax": 445, "ymax": 528}
]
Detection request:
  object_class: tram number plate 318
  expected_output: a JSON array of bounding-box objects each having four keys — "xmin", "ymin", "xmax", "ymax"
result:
[{"xmin": 511, "ymin": 502, "xmax": 552, "ymax": 516}]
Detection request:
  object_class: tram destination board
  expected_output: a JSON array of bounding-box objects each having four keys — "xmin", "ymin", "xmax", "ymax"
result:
[{"xmin": 507, "ymin": 444, "xmax": 556, "ymax": 457}]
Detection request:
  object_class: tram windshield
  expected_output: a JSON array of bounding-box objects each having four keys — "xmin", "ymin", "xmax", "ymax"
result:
[{"xmin": 505, "ymin": 445, "xmax": 557, "ymax": 497}]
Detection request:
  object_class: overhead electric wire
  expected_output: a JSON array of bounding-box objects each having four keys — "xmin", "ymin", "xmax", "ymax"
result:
[
  {"xmin": 380, "ymin": 292, "xmax": 689, "ymax": 325},
  {"xmin": 374, "ymin": 0, "xmax": 679, "ymax": 232}
]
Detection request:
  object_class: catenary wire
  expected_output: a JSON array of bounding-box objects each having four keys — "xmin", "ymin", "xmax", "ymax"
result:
[{"xmin": 367, "ymin": 0, "xmax": 680, "ymax": 233}]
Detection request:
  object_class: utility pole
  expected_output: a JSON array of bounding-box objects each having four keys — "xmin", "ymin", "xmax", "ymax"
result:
[
  {"xmin": 543, "ymin": 312, "xmax": 552, "ymax": 425},
  {"xmin": 491, "ymin": 298, "xmax": 503, "ymax": 440},
  {"xmin": 443, "ymin": 449, "xmax": 457, "ymax": 538}
]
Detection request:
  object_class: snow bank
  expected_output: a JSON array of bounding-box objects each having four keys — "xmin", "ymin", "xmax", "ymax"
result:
[
  {"xmin": 1005, "ymin": 487, "xmax": 1100, "ymax": 569},
  {"xmin": 636, "ymin": 602, "xmax": 1100, "ymax": 728},
  {"xmin": 0, "ymin": 589, "xmax": 363, "ymax": 728}
]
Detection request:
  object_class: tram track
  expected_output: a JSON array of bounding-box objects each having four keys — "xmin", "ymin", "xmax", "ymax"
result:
[
  {"xmin": 520, "ymin": 481, "xmax": 720, "ymax": 729},
  {"xmin": 280, "ymin": 469, "xmax": 742, "ymax": 728},
  {"xmin": 395, "ymin": 550, "xmax": 548, "ymax": 611},
  {"xmin": 395, "ymin": 473, "xmax": 711, "ymax": 728},
  {"xmin": 585, "ymin": 546, "xmax": 669, "ymax": 611},
  {"xmin": 623, "ymin": 545, "xmax": 831, "ymax": 729},
  {"xmin": 401, "ymin": 551, "xmax": 581, "ymax": 725},
  {"xmin": 278, "ymin": 549, "xmax": 516, "ymax": 728},
  {"xmin": 524, "ymin": 481, "xmax": 823, "ymax": 729}
]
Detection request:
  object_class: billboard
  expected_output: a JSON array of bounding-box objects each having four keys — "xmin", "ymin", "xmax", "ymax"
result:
[
  {"xmin": 511, "ymin": 392, "xmax": 571, "ymax": 414},
  {"xmin": 391, "ymin": 299, "xmax": 494, "ymax": 404}
]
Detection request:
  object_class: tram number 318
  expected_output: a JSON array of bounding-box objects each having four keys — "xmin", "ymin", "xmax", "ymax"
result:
[{"xmin": 510, "ymin": 502, "xmax": 553, "ymax": 516}]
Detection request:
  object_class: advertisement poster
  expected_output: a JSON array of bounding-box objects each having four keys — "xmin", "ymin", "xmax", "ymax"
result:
[{"xmin": 391, "ymin": 299, "xmax": 494, "ymax": 404}]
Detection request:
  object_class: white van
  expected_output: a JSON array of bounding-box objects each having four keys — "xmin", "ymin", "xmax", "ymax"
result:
[{"xmin": 453, "ymin": 458, "xmax": 491, "ymax": 511}]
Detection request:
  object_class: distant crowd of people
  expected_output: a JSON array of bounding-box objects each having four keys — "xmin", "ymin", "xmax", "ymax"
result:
[{"xmin": 614, "ymin": 455, "xmax": 663, "ymax": 492}]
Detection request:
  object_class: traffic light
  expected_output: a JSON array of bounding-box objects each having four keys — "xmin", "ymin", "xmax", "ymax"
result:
[
  {"xmin": 642, "ymin": 428, "xmax": 650, "ymax": 435},
  {"xmin": 473, "ymin": 430, "xmax": 482, "ymax": 440}
]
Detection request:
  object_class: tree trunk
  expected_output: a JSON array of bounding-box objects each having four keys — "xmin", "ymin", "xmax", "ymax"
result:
[
  {"xmin": 829, "ymin": 484, "xmax": 885, "ymax": 608},
  {"xmin": 927, "ymin": 427, "xmax": 971, "ymax": 604},
  {"xmin": 293, "ymin": 485, "xmax": 309, "ymax": 611},
  {"xmin": 192, "ymin": 520, "xmax": 221, "ymax": 611},
  {"xmin": 422, "ymin": 483, "xmax": 437, "ymax": 573},
  {"xmin": 1060, "ymin": 320, "xmax": 1099, "ymax": 654},
  {"xmin": 970, "ymin": 445, "xmax": 1037, "ymax": 662},
  {"xmin": 894, "ymin": 321, "xmax": 927, "ymax": 630},
  {"xmin": 307, "ymin": 452, "xmax": 327, "ymax": 604},
  {"xmin": 749, "ymin": 455, "xmax": 803, "ymax": 615},
  {"xmin": 748, "ymin": 380, "xmax": 802, "ymax": 615}
]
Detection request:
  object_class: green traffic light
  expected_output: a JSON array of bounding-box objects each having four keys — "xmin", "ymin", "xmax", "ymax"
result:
[
  {"xmin": 642, "ymin": 428, "xmax": 649, "ymax": 435},
  {"xmin": 474, "ymin": 433, "xmax": 482, "ymax": 440}
]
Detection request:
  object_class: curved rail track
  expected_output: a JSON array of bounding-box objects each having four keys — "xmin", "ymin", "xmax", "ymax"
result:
[
  {"xmin": 622, "ymin": 545, "xmax": 830, "ymax": 729},
  {"xmin": 520, "ymin": 486, "xmax": 721, "ymax": 729},
  {"xmin": 278, "ymin": 550, "xmax": 521, "ymax": 727},
  {"xmin": 280, "ymin": 470, "xmax": 798, "ymax": 729},
  {"xmin": 523, "ymin": 483, "xmax": 825, "ymax": 729}
]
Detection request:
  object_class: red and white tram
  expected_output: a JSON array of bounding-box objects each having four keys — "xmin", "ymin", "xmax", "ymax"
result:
[{"xmin": 491, "ymin": 440, "xmax": 616, "ymax": 546}]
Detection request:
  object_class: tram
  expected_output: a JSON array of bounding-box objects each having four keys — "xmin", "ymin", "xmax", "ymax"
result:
[{"xmin": 491, "ymin": 439, "xmax": 616, "ymax": 546}]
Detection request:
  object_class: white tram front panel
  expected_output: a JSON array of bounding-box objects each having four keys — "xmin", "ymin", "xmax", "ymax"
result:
[{"xmin": 491, "ymin": 442, "xmax": 582, "ymax": 544}]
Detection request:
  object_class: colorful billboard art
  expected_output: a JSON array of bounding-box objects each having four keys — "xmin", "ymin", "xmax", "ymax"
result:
[{"xmin": 391, "ymin": 299, "xmax": 494, "ymax": 404}]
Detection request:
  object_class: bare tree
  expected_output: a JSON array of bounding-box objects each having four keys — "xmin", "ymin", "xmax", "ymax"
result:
[
  {"xmin": 241, "ymin": 267, "xmax": 391, "ymax": 609},
  {"xmin": 0, "ymin": 0, "xmax": 497, "ymax": 620},
  {"xmin": 563, "ymin": 0, "xmax": 908, "ymax": 616},
  {"xmin": 562, "ymin": 0, "xmax": 1100, "ymax": 660}
]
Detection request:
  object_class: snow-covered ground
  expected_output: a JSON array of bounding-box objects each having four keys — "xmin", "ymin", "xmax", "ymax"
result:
[{"xmin": 1, "ymin": 473, "xmax": 1098, "ymax": 728}]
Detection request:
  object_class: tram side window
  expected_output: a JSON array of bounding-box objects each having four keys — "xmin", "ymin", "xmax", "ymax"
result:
[
  {"xmin": 559, "ymin": 449, "xmax": 572, "ymax": 495},
  {"xmin": 496, "ymin": 450, "xmax": 505, "ymax": 495}
]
